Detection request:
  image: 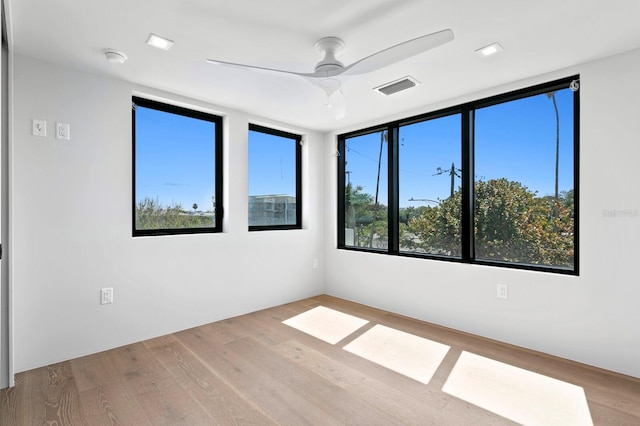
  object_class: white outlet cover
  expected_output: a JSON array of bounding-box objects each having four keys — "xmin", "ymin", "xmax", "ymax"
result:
[
  {"xmin": 56, "ymin": 122, "xmax": 70, "ymax": 140},
  {"xmin": 497, "ymin": 284, "xmax": 508, "ymax": 299},
  {"xmin": 101, "ymin": 288, "xmax": 113, "ymax": 304}
]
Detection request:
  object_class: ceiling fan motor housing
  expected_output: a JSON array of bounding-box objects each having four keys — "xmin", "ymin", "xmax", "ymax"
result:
[{"xmin": 314, "ymin": 36, "xmax": 346, "ymax": 75}]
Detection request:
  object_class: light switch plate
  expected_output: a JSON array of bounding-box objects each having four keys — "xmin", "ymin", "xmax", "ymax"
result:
[{"xmin": 32, "ymin": 119, "xmax": 46, "ymax": 137}]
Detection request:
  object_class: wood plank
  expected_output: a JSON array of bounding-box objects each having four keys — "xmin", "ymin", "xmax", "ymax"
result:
[
  {"xmin": 78, "ymin": 381, "xmax": 152, "ymax": 426},
  {"xmin": 151, "ymin": 340, "xmax": 277, "ymax": 425},
  {"xmin": 70, "ymin": 351, "xmax": 121, "ymax": 393},
  {"xmin": 275, "ymin": 339, "xmax": 455, "ymax": 423},
  {"xmin": 2, "ymin": 362, "xmax": 86, "ymax": 425},
  {"xmin": 589, "ymin": 400, "xmax": 640, "ymax": 425},
  {"xmin": 175, "ymin": 327, "xmax": 342, "ymax": 425},
  {"xmin": 0, "ymin": 373, "xmax": 25, "ymax": 426},
  {"xmin": 107, "ymin": 341, "xmax": 215, "ymax": 424},
  {"xmin": 225, "ymin": 335, "xmax": 402, "ymax": 425},
  {"xmin": 142, "ymin": 333, "xmax": 178, "ymax": 349}
]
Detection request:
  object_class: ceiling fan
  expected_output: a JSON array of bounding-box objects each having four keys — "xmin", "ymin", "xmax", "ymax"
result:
[{"xmin": 207, "ymin": 29, "xmax": 454, "ymax": 120}]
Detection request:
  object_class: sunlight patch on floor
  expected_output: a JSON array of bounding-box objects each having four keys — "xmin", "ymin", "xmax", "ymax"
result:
[
  {"xmin": 282, "ymin": 306, "xmax": 369, "ymax": 344},
  {"xmin": 443, "ymin": 351, "xmax": 593, "ymax": 425},
  {"xmin": 343, "ymin": 324, "xmax": 450, "ymax": 384}
]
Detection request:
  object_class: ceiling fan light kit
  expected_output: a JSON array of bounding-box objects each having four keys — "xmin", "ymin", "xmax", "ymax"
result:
[
  {"xmin": 319, "ymin": 77, "xmax": 345, "ymax": 120},
  {"xmin": 207, "ymin": 29, "xmax": 454, "ymax": 118},
  {"xmin": 326, "ymin": 89, "xmax": 346, "ymax": 120}
]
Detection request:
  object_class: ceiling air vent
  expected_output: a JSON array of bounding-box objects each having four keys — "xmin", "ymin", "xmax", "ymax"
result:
[{"xmin": 374, "ymin": 76, "xmax": 420, "ymax": 96}]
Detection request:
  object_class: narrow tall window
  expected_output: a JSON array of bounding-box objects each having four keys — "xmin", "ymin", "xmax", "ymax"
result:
[
  {"xmin": 399, "ymin": 114, "xmax": 462, "ymax": 257},
  {"xmin": 342, "ymin": 129, "xmax": 389, "ymax": 250},
  {"xmin": 132, "ymin": 97, "xmax": 223, "ymax": 236},
  {"xmin": 248, "ymin": 124, "xmax": 301, "ymax": 230}
]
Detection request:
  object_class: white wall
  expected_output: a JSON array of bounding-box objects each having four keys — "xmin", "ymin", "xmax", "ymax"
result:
[
  {"xmin": 324, "ymin": 48, "xmax": 640, "ymax": 378},
  {"xmin": 10, "ymin": 48, "xmax": 640, "ymax": 379},
  {"xmin": 12, "ymin": 54, "xmax": 325, "ymax": 372}
]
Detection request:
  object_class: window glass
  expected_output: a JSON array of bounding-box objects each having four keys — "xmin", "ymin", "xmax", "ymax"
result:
[
  {"xmin": 399, "ymin": 114, "xmax": 462, "ymax": 256},
  {"xmin": 343, "ymin": 130, "xmax": 389, "ymax": 249},
  {"xmin": 474, "ymin": 89, "xmax": 574, "ymax": 268},
  {"xmin": 337, "ymin": 76, "xmax": 578, "ymax": 274},
  {"xmin": 248, "ymin": 125, "xmax": 301, "ymax": 229},
  {"xmin": 133, "ymin": 97, "xmax": 222, "ymax": 235}
]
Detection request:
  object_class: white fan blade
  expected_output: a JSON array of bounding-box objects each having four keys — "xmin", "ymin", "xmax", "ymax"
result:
[
  {"xmin": 206, "ymin": 59, "xmax": 320, "ymax": 78},
  {"xmin": 340, "ymin": 29, "xmax": 454, "ymax": 76}
]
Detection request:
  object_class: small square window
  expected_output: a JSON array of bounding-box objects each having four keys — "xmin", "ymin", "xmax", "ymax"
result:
[{"xmin": 132, "ymin": 97, "xmax": 223, "ymax": 236}]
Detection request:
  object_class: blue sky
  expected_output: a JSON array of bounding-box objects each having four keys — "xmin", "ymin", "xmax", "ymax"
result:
[
  {"xmin": 135, "ymin": 108, "xmax": 297, "ymax": 211},
  {"xmin": 248, "ymin": 130, "xmax": 296, "ymax": 197},
  {"xmin": 135, "ymin": 107, "xmax": 217, "ymax": 211},
  {"xmin": 136, "ymin": 87, "xmax": 574, "ymax": 211},
  {"xmin": 345, "ymin": 88, "xmax": 574, "ymax": 208}
]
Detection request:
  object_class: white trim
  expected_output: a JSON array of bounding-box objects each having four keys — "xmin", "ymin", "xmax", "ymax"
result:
[{"xmin": 2, "ymin": 0, "xmax": 14, "ymax": 388}]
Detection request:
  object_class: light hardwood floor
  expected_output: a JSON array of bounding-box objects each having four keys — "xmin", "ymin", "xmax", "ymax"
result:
[{"xmin": 1, "ymin": 295, "xmax": 639, "ymax": 425}]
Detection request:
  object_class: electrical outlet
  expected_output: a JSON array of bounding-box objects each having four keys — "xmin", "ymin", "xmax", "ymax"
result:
[
  {"xmin": 497, "ymin": 284, "xmax": 508, "ymax": 299},
  {"xmin": 56, "ymin": 122, "xmax": 70, "ymax": 140},
  {"xmin": 313, "ymin": 259, "xmax": 319, "ymax": 269},
  {"xmin": 101, "ymin": 288, "xmax": 113, "ymax": 305}
]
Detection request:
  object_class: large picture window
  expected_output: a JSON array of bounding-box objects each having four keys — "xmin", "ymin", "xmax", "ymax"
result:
[
  {"xmin": 132, "ymin": 97, "xmax": 223, "ymax": 236},
  {"xmin": 248, "ymin": 124, "xmax": 302, "ymax": 230},
  {"xmin": 338, "ymin": 76, "xmax": 579, "ymax": 274}
]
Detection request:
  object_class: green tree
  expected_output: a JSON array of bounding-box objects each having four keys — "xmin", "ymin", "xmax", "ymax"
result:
[
  {"xmin": 136, "ymin": 197, "xmax": 214, "ymax": 230},
  {"xmin": 401, "ymin": 194, "xmax": 461, "ymax": 256},
  {"xmin": 345, "ymin": 183, "xmax": 388, "ymax": 248},
  {"xmin": 404, "ymin": 179, "xmax": 574, "ymax": 267}
]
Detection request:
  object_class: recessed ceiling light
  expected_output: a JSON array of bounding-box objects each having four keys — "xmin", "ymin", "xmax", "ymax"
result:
[
  {"xmin": 146, "ymin": 33, "xmax": 174, "ymax": 51},
  {"xmin": 103, "ymin": 49, "xmax": 127, "ymax": 64},
  {"xmin": 476, "ymin": 42, "xmax": 503, "ymax": 57}
]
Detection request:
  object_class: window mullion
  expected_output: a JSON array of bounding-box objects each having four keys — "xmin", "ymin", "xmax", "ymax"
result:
[
  {"xmin": 295, "ymin": 135, "xmax": 302, "ymax": 228},
  {"xmin": 388, "ymin": 125, "xmax": 399, "ymax": 254},
  {"xmin": 461, "ymin": 107, "xmax": 474, "ymax": 261},
  {"xmin": 337, "ymin": 137, "xmax": 346, "ymax": 247}
]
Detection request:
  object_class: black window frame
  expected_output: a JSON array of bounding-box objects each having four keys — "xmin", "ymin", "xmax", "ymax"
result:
[
  {"xmin": 337, "ymin": 76, "xmax": 580, "ymax": 275},
  {"xmin": 132, "ymin": 96, "xmax": 223, "ymax": 237},
  {"xmin": 248, "ymin": 123, "xmax": 302, "ymax": 231}
]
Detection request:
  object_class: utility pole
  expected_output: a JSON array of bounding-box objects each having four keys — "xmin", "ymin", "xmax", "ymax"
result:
[
  {"xmin": 434, "ymin": 162, "xmax": 461, "ymax": 197},
  {"xmin": 369, "ymin": 131, "xmax": 387, "ymax": 248},
  {"xmin": 546, "ymin": 91, "xmax": 560, "ymax": 200}
]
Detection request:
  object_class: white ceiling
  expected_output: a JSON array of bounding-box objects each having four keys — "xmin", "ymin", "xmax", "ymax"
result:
[{"xmin": 7, "ymin": 0, "xmax": 640, "ymax": 132}]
